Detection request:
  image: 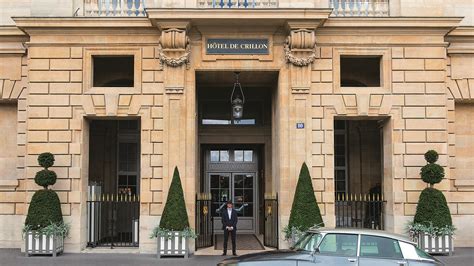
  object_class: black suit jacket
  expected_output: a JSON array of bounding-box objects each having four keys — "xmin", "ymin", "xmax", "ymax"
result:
[{"xmin": 221, "ymin": 208, "xmax": 238, "ymax": 230}]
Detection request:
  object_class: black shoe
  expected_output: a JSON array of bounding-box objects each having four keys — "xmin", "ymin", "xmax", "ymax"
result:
[
  {"xmin": 222, "ymin": 253, "xmax": 227, "ymax": 256},
  {"xmin": 232, "ymin": 253, "xmax": 237, "ymax": 256}
]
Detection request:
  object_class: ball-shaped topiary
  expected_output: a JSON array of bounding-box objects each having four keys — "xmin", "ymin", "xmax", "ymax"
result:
[
  {"xmin": 420, "ymin": 163, "xmax": 444, "ymax": 185},
  {"xmin": 34, "ymin": 170, "xmax": 57, "ymax": 189},
  {"xmin": 424, "ymin": 150, "xmax": 439, "ymax": 164},
  {"xmin": 38, "ymin": 152, "xmax": 55, "ymax": 169},
  {"xmin": 420, "ymin": 150, "xmax": 444, "ymax": 186},
  {"xmin": 25, "ymin": 189, "xmax": 63, "ymax": 230},
  {"xmin": 288, "ymin": 162, "xmax": 324, "ymax": 232},
  {"xmin": 413, "ymin": 187, "xmax": 452, "ymax": 228}
]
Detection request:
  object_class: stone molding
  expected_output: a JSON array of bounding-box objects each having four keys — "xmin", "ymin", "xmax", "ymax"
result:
[
  {"xmin": 0, "ymin": 180, "xmax": 19, "ymax": 191},
  {"xmin": 284, "ymin": 29, "xmax": 317, "ymax": 67},
  {"xmin": 157, "ymin": 28, "xmax": 190, "ymax": 67}
]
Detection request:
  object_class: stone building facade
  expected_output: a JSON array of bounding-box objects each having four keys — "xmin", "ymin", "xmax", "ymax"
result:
[{"xmin": 0, "ymin": 0, "xmax": 474, "ymax": 253}]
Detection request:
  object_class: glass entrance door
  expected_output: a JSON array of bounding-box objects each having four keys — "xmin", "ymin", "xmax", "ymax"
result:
[{"xmin": 210, "ymin": 172, "xmax": 256, "ymax": 233}]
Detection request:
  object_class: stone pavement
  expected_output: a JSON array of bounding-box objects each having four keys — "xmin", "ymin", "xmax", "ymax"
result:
[{"xmin": 0, "ymin": 248, "xmax": 473, "ymax": 266}]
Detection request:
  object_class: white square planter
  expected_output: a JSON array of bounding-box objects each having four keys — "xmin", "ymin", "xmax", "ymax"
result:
[
  {"xmin": 24, "ymin": 231, "xmax": 64, "ymax": 257},
  {"xmin": 413, "ymin": 232, "xmax": 453, "ymax": 255},
  {"xmin": 157, "ymin": 231, "xmax": 189, "ymax": 258}
]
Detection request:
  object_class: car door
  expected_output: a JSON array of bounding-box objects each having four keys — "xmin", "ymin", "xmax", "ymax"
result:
[
  {"xmin": 299, "ymin": 233, "xmax": 359, "ymax": 265},
  {"xmin": 358, "ymin": 235, "xmax": 408, "ymax": 266}
]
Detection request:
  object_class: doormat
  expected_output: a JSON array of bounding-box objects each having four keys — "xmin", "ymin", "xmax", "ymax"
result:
[{"xmin": 214, "ymin": 234, "xmax": 264, "ymax": 250}]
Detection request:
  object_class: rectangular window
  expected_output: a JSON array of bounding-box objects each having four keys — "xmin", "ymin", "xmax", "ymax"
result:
[
  {"xmin": 340, "ymin": 56, "xmax": 381, "ymax": 87},
  {"xmin": 0, "ymin": 103, "xmax": 17, "ymax": 181},
  {"xmin": 93, "ymin": 55, "xmax": 134, "ymax": 87}
]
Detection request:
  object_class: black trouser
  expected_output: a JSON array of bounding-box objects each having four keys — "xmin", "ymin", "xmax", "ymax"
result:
[{"xmin": 223, "ymin": 229, "xmax": 236, "ymax": 254}]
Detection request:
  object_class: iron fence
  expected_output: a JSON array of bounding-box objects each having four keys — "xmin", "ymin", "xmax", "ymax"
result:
[
  {"xmin": 264, "ymin": 193, "xmax": 278, "ymax": 248},
  {"xmin": 87, "ymin": 193, "xmax": 140, "ymax": 248},
  {"xmin": 195, "ymin": 193, "xmax": 214, "ymax": 250},
  {"xmin": 335, "ymin": 193, "xmax": 385, "ymax": 230}
]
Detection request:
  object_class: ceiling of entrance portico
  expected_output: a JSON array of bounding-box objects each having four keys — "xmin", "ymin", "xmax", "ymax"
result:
[{"xmin": 196, "ymin": 71, "xmax": 278, "ymax": 88}]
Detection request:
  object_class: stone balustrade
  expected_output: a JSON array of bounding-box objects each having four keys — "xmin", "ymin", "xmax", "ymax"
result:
[
  {"xmin": 330, "ymin": 0, "xmax": 389, "ymax": 17},
  {"xmin": 197, "ymin": 0, "xmax": 278, "ymax": 8},
  {"xmin": 83, "ymin": 0, "xmax": 147, "ymax": 16}
]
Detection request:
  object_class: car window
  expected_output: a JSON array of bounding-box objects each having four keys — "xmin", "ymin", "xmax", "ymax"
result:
[
  {"xmin": 360, "ymin": 235, "xmax": 404, "ymax": 259},
  {"xmin": 318, "ymin": 233, "xmax": 358, "ymax": 257},
  {"xmin": 399, "ymin": 241, "xmax": 436, "ymax": 261},
  {"xmin": 292, "ymin": 233, "xmax": 323, "ymax": 252}
]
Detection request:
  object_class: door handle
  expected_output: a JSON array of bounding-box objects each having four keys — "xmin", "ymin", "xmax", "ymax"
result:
[
  {"xmin": 347, "ymin": 258, "xmax": 357, "ymax": 263},
  {"xmin": 397, "ymin": 261, "xmax": 407, "ymax": 265}
]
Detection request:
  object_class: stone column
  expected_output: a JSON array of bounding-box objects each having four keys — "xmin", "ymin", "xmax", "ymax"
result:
[{"xmin": 155, "ymin": 21, "xmax": 196, "ymax": 234}]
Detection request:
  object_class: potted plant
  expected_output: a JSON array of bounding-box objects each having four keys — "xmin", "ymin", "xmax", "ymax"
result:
[
  {"xmin": 283, "ymin": 163, "xmax": 324, "ymax": 246},
  {"xmin": 408, "ymin": 150, "xmax": 455, "ymax": 255},
  {"xmin": 150, "ymin": 167, "xmax": 197, "ymax": 258},
  {"xmin": 23, "ymin": 152, "xmax": 69, "ymax": 257}
]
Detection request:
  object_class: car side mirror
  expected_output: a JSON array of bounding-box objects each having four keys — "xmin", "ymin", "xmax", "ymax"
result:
[{"xmin": 313, "ymin": 247, "xmax": 320, "ymax": 255}]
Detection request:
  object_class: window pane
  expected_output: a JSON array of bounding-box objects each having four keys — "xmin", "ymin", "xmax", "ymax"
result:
[
  {"xmin": 319, "ymin": 234, "xmax": 358, "ymax": 257},
  {"xmin": 220, "ymin": 150, "xmax": 229, "ymax": 161},
  {"xmin": 234, "ymin": 150, "xmax": 243, "ymax": 161},
  {"xmin": 93, "ymin": 56, "xmax": 134, "ymax": 87},
  {"xmin": 244, "ymin": 150, "xmax": 253, "ymax": 162},
  {"xmin": 360, "ymin": 235, "xmax": 403, "ymax": 259},
  {"xmin": 340, "ymin": 56, "xmax": 381, "ymax": 87},
  {"xmin": 210, "ymin": 151, "xmax": 219, "ymax": 162}
]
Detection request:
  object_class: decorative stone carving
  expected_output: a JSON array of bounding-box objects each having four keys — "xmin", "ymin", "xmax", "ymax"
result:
[
  {"xmin": 157, "ymin": 28, "xmax": 190, "ymax": 67},
  {"xmin": 284, "ymin": 29, "xmax": 317, "ymax": 67}
]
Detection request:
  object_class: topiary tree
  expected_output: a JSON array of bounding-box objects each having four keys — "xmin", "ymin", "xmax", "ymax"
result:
[
  {"xmin": 288, "ymin": 162, "xmax": 324, "ymax": 232},
  {"xmin": 25, "ymin": 152, "xmax": 63, "ymax": 230},
  {"xmin": 159, "ymin": 167, "xmax": 189, "ymax": 231},
  {"xmin": 413, "ymin": 150, "xmax": 452, "ymax": 229}
]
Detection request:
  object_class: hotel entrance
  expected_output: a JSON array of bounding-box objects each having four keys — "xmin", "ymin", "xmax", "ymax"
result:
[{"xmin": 196, "ymin": 71, "xmax": 277, "ymax": 250}]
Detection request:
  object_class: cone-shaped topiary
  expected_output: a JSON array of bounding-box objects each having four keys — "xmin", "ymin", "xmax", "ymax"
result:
[
  {"xmin": 159, "ymin": 167, "xmax": 189, "ymax": 231},
  {"xmin": 413, "ymin": 150, "xmax": 452, "ymax": 230},
  {"xmin": 25, "ymin": 152, "xmax": 63, "ymax": 230},
  {"xmin": 288, "ymin": 162, "xmax": 324, "ymax": 231}
]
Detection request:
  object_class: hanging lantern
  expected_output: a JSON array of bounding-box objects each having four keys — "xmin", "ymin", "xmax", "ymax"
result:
[{"xmin": 230, "ymin": 72, "xmax": 245, "ymax": 120}]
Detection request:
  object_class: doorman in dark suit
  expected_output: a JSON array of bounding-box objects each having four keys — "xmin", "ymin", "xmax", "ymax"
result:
[{"xmin": 221, "ymin": 200, "xmax": 238, "ymax": 256}]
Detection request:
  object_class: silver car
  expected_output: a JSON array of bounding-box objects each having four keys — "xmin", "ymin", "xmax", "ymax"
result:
[{"xmin": 218, "ymin": 228, "xmax": 443, "ymax": 265}]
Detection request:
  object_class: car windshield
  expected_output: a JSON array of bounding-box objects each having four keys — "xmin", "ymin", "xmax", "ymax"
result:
[{"xmin": 292, "ymin": 233, "xmax": 323, "ymax": 252}]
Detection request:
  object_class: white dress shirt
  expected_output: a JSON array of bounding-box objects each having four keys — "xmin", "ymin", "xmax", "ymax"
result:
[{"xmin": 227, "ymin": 208, "xmax": 232, "ymax": 220}]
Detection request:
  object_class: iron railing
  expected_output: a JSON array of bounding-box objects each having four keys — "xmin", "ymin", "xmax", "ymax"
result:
[
  {"xmin": 264, "ymin": 193, "xmax": 278, "ymax": 249},
  {"xmin": 83, "ymin": 0, "xmax": 146, "ymax": 16},
  {"xmin": 330, "ymin": 0, "xmax": 389, "ymax": 17},
  {"xmin": 335, "ymin": 193, "xmax": 385, "ymax": 230},
  {"xmin": 195, "ymin": 193, "xmax": 214, "ymax": 250},
  {"xmin": 87, "ymin": 193, "xmax": 140, "ymax": 248},
  {"xmin": 197, "ymin": 0, "xmax": 278, "ymax": 8}
]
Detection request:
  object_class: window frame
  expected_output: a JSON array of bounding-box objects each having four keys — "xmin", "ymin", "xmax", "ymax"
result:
[
  {"xmin": 333, "ymin": 48, "xmax": 391, "ymax": 94},
  {"xmin": 84, "ymin": 47, "xmax": 142, "ymax": 94},
  {"xmin": 358, "ymin": 234, "xmax": 404, "ymax": 260}
]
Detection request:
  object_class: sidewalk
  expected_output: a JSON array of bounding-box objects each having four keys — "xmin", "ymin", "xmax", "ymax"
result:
[{"xmin": 0, "ymin": 248, "xmax": 473, "ymax": 266}]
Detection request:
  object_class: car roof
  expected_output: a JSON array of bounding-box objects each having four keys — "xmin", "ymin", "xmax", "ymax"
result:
[{"xmin": 308, "ymin": 227, "xmax": 414, "ymax": 244}]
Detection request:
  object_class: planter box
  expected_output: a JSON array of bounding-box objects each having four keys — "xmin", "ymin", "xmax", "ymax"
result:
[
  {"xmin": 157, "ymin": 231, "xmax": 189, "ymax": 258},
  {"xmin": 24, "ymin": 231, "xmax": 64, "ymax": 257},
  {"xmin": 413, "ymin": 232, "xmax": 453, "ymax": 255}
]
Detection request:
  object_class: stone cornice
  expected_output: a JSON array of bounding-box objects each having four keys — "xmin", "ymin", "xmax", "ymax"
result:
[
  {"xmin": 147, "ymin": 8, "xmax": 332, "ymax": 27},
  {"xmin": 446, "ymin": 26, "xmax": 474, "ymax": 54},
  {"xmin": 13, "ymin": 17, "xmax": 153, "ymax": 34},
  {"xmin": 0, "ymin": 26, "xmax": 27, "ymax": 54},
  {"xmin": 323, "ymin": 17, "xmax": 463, "ymax": 29}
]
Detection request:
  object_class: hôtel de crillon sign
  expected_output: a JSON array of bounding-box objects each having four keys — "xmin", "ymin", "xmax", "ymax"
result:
[{"xmin": 206, "ymin": 38, "xmax": 269, "ymax": 55}]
